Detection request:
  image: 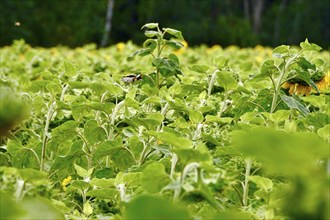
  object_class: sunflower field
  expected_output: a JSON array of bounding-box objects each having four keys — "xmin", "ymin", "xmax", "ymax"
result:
[{"xmin": 0, "ymin": 24, "xmax": 329, "ymax": 220}]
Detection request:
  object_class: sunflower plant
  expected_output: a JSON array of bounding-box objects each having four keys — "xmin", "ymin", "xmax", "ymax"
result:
[
  {"xmin": 255, "ymin": 39, "xmax": 323, "ymax": 113},
  {"xmin": 128, "ymin": 23, "xmax": 185, "ymax": 90}
]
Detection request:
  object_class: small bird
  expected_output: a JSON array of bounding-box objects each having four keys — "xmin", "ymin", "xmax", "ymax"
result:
[{"xmin": 121, "ymin": 74, "xmax": 142, "ymax": 83}]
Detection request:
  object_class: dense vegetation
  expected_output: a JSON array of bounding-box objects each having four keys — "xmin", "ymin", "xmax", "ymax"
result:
[
  {"xmin": 1, "ymin": 0, "xmax": 330, "ymax": 48},
  {"xmin": 0, "ymin": 24, "xmax": 329, "ymax": 219}
]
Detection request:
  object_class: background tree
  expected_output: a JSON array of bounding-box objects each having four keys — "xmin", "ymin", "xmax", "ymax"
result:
[{"xmin": 0, "ymin": 0, "xmax": 329, "ymax": 48}]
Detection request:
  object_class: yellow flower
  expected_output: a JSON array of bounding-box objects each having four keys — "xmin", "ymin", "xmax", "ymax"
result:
[
  {"xmin": 116, "ymin": 42, "xmax": 125, "ymax": 52},
  {"xmin": 206, "ymin": 45, "xmax": 222, "ymax": 54},
  {"xmin": 282, "ymin": 73, "xmax": 329, "ymax": 96},
  {"xmin": 315, "ymin": 74, "xmax": 330, "ymax": 92},
  {"xmin": 62, "ymin": 176, "xmax": 72, "ymax": 191},
  {"xmin": 255, "ymin": 56, "xmax": 263, "ymax": 64},
  {"xmin": 254, "ymin": 45, "xmax": 264, "ymax": 52}
]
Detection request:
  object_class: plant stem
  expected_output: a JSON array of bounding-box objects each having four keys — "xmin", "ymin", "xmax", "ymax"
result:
[
  {"xmin": 40, "ymin": 100, "xmax": 56, "ymax": 171},
  {"xmin": 208, "ymin": 70, "xmax": 219, "ymax": 97},
  {"xmin": 270, "ymin": 52, "xmax": 301, "ymax": 113},
  {"xmin": 218, "ymin": 90, "xmax": 231, "ymax": 118},
  {"xmin": 242, "ymin": 158, "xmax": 252, "ymax": 207},
  {"xmin": 40, "ymin": 84, "xmax": 69, "ymax": 171}
]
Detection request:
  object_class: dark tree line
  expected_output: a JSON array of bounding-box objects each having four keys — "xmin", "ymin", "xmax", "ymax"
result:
[{"xmin": 0, "ymin": 0, "xmax": 329, "ymax": 48}]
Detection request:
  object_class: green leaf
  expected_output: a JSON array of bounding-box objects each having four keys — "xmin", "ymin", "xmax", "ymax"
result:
[
  {"xmin": 21, "ymin": 197, "xmax": 65, "ymax": 220},
  {"xmin": 144, "ymin": 31, "xmax": 160, "ymax": 38},
  {"xmin": 107, "ymin": 84, "xmax": 123, "ymax": 97},
  {"xmin": 205, "ymin": 115, "xmax": 232, "ymax": 124},
  {"xmin": 115, "ymin": 172, "xmax": 142, "ymax": 188},
  {"xmin": 317, "ymin": 124, "xmax": 330, "ymax": 142},
  {"xmin": 18, "ymin": 169, "xmax": 47, "ymax": 182},
  {"xmin": 86, "ymin": 189, "xmax": 119, "ymax": 200},
  {"xmin": 280, "ymin": 94, "xmax": 310, "ymax": 116},
  {"xmin": 89, "ymin": 102, "xmax": 115, "ymax": 115},
  {"xmin": 74, "ymin": 164, "xmax": 89, "ymax": 178},
  {"xmin": 90, "ymin": 83, "xmax": 108, "ymax": 97},
  {"xmin": 125, "ymin": 195, "xmax": 191, "ymax": 219},
  {"xmin": 105, "ymin": 147, "xmax": 135, "ymax": 171},
  {"xmin": 163, "ymin": 28, "xmax": 184, "ymax": 41},
  {"xmin": 0, "ymin": 193, "xmax": 24, "ymax": 219},
  {"xmin": 46, "ymin": 82, "xmax": 62, "ymax": 96},
  {"xmin": 189, "ymin": 109, "xmax": 204, "ymax": 124},
  {"xmin": 84, "ymin": 120, "xmax": 107, "ymax": 145},
  {"xmin": 141, "ymin": 162, "xmax": 171, "ymax": 193},
  {"xmin": 296, "ymin": 57, "xmax": 316, "ymax": 71},
  {"xmin": 90, "ymin": 178, "xmax": 115, "ymax": 188},
  {"xmin": 173, "ymin": 143, "xmax": 211, "ymax": 164},
  {"xmin": 233, "ymin": 127, "xmax": 327, "ymax": 176},
  {"xmin": 141, "ymin": 23, "xmax": 159, "ymax": 30},
  {"xmin": 213, "ymin": 56, "xmax": 229, "ymax": 69},
  {"xmin": 248, "ymin": 175, "xmax": 273, "ymax": 192},
  {"xmin": 201, "ymin": 133, "xmax": 221, "ymax": 146},
  {"xmin": 166, "ymin": 40, "xmax": 184, "ymax": 50},
  {"xmin": 83, "ymin": 201, "xmax": 93, "ymax": 216},
  {"xmin": 143, "ymin": 39, "xmax": 157, "ymax": 51},
  {"xmin": 157, "ymin": 132, "xmax": 192, "ymax": 149},
  {"xmin": 125, "ymin": 98, "xmax": 140, "ymax": 109},
  {"xmin": 272, "ymin": 45, "xmax": 290, "ymax": 58},
  {"xmin": 291, "ymin": 69, "xmax": 320, "ymax": 92},
  {"xmin": 128, "ymin": 48, "xmax": 153, "ymax": 60},
  {"xmin": 51, "ymin": 120, "xmax": 78, "ymax": 143},
  {"xmin": 93, "ymin": 139, "xmax": 122, "ymax": 161},
  {"xmin": 148, "ymin": 112, "xmax": 164, "ymax": 126},
  {"xmin": 256, "ymin": 60, "xmax": 278, "ymax": 79},
  {"xmin": 300, "ymin": 39, "xmax": 322, "ymax": 51},
  {"xmin": 68, "ymin": 81, "xmax": 90, "ymax": 89},
  {"xmin": 64, "ymin": 61, "xmax": 77, "ymax": 77},
  {"xmin": 262, "ymin": 110, "xmax": 290, "ymax": 123},
  {"xmin": 303, "ymin": 112, "xmax": 329, "ymax": 130},
  {"xmin": 189, "ymin": 64, "xmax": 210, "ymax": 73},
  {"xmin": 216, "ymin": 70, "xmax": 238, "ymax": 91},
  {"xmin": 169, "ymin": 82, "xmax": 182, "ymax": 95},
  {"xmin": 70, "ymin": 180, "xmax": 90, "ymax": 190},
  {"xmin": 129, "ymin": 136, "xmax": 144, "ymax": 160}
]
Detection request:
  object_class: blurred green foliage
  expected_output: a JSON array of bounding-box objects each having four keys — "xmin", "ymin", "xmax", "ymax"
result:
[
  {"xmin": 0, "ymin": 0, "xmax": 329, "ymax": 48},
  {"xmin": 0, "ymin": 86, "xmax": 29, "ymax": 137}
]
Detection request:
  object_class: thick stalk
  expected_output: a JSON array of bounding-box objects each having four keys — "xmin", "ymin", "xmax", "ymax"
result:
[
  {"xmin": 40, "ymin": 100, "xmax": 56, "ymax": 171},
  {"xmin": 208, "ymin": 70, "xmax": 219, "ymax": 97},
  {"xmin": 242, "ymin": 158, "xmax": 252, "ymax": 207},
  {"xmin": 270, "ymin": 53, "xmax": 301, "ymax": 113},
  {"xmin": 218, "ymin": 90, "xmax": 231, "ymax": 118},
  {"xmin": 40, "ymin": 84, "xmax": 69, "ymax": 171}
]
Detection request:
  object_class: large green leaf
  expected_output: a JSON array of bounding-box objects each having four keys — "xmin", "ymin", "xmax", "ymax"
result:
[
  {"xmin": 157, "ymin": 132, "xmax": 192, "ymax": 149},
  {"xmin": 300, "ymin": 39, "xmax": 322, "ymax": 51},
  {"xmin": 64, "ymin": 61, "xmax": 78, "ymax": 77},
  {"xmin": 272, "ymin": 45, "xmax": 290, "ymax": 58},
  {"xmin": 125, "ymin": 195, "xmax": 191, "ymax": 219},
  {"xmin": 141, "ymin": 23, "xmax": 159, "ymax": 29},
  {"xmin": 93, "ymin": 139, "xmax": 122, "ymax": 161},
  {"xmin": 280, "ymin": 94, "xmax": 310, "ymax": 116},
  {"xmin": 255, "ymin": 60, "xmax": 278, "ymax": 79},
  {"xmin": 216, "ymin": 70, "xmax": 238, "ymax": 91},
  {"xmin": 248, "ymin": 175, "xmax": 273, "ymax": 192},
  {"xmin": 233, "ymin": 127, "xmax": 327, "ymax": 176},
  {"xmin": 83, "ymin": 120, "xmax": 107, "ymax": 145},
  {"xmin": 51, "ymin": 120, "xmax": 78, "ymax": 143},
  {"xmin": 108, "ymin": 147, "xmax": 135, "ymax": 171},
  {"xmin": 189, "ymin": 109, "xmax": 204, "ymax": 124},
  {"xmin": 189, "ymin": 64, "xmax": 210, "ymax": 73},
  {"xmin": 163, "ymin": 28, "xmax": 184, "ymax": 40},
  {"xmin": 141, "ymin": 162, "xmax": 171, "ymax": 193},
  {"xmin": 86, "ymin": 189, "xmax": 119, "ymax": 200}
]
